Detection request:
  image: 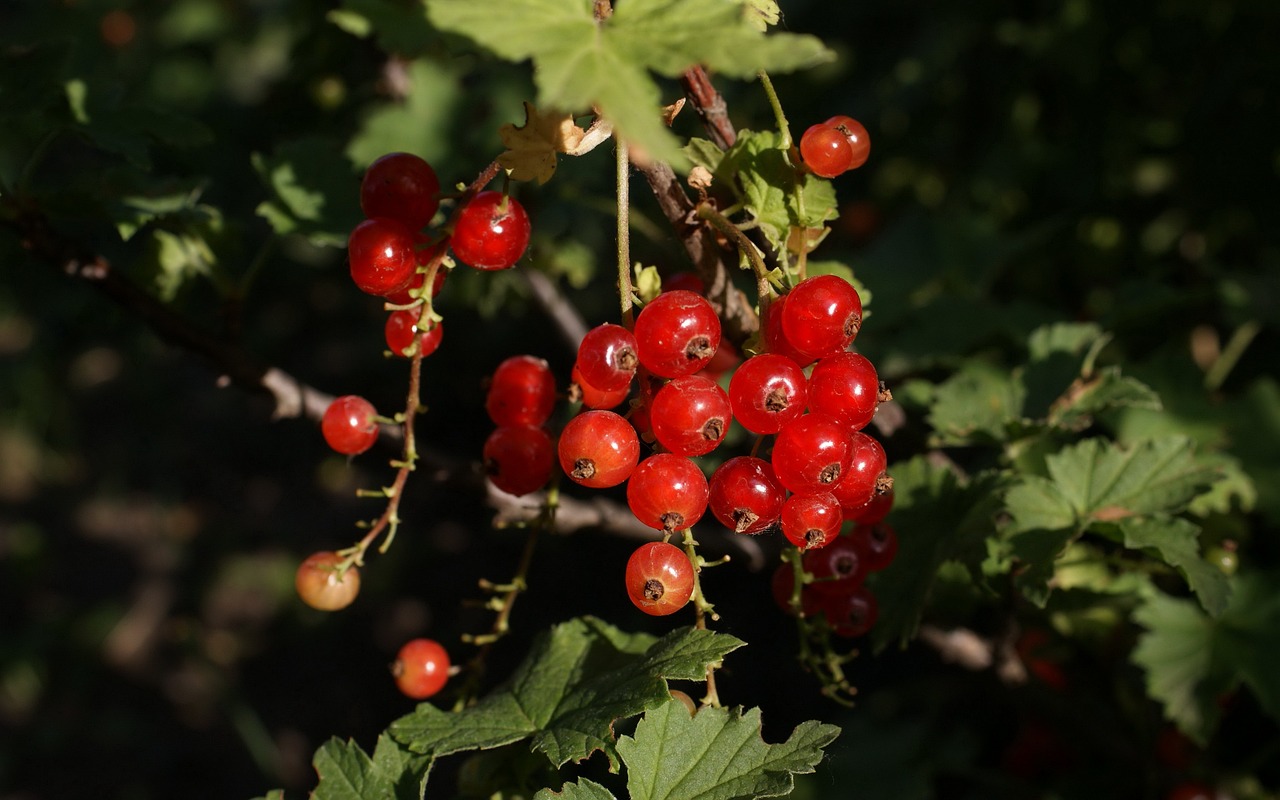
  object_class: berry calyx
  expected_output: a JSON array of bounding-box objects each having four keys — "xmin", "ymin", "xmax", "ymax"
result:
[
  {"xmin": 557, "ymin": 410, "xmax": 640, "ymax": 488},
  {"xmin": 828, "ymin": 431, "xmax": 890, "ymax": 512},
  {"xmin": 633, "ymin": 290, "xmax": 722, "ymax": 378},
  {"xmin": 360, "ymin": 152, "xmax": 441, "ymax": 231},
  {"xmin": 708, "ymin": 456, "xmax": 786, "ymax": 534},
  {"xmin": 321, "ymin": 395, "xmax": 380, "ymax": 455},
  {"xmin": 348, "ymin": 217, "xmax": 418, "ymax": 296},
  {"xmin": 625, "ymin": 541, "xmax": 695, "ymax": 616},
  {"xmin": 626, "ymin": 453, "xmax": 710, "ymax": 532},
  {"xmin": 485, "ymin": 355, "xmax": 557, "ymax": 428},
  {"xmin": 392, "ymin": 638, "xmax": 450, "ymax": 700},
  {"xmin": 649, "ymin": 375, "xmax": 732, "ymax": 457},
  {"xmin": 483, "ymin": 425, "xmax": 554, "ymax": 497},
  {"xmin": 295, "ymin": 551, "xmax": 360, "ymax": 611},
  {"xmin": 451, "ymin": 191, "xmax": 531, "ymax": 271},
  {"xmin": 799, "ymin": 123, "xmax": 854, "ymax": 178}
]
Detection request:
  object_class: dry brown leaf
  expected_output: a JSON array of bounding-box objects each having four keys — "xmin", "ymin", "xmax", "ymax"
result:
[{"xmin": 497, "ymin": 102, "xmax": 587, "ymax": 184}]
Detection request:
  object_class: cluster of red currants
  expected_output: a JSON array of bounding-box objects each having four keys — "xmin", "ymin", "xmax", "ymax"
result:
[{"xmin": 798, "ymin": 115, "xmax": 870, "ymax": 179}]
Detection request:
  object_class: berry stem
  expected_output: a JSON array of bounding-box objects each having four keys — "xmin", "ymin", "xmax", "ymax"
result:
[
  {"xmin": 616, "ymin": 137, "xmax": 636, "ymax": 328},
  {"xmin": 681, "ymin": 530, "xmax": 723, "ymax": 708},
  {"xmin": 696, "ymin": 202, "xmax": 775, "ymax": 310},
  {"xmin": 757, "ymin": 70, "xmax": 793, "ymax": 152},
  {"xmin": 782, "ymin": 548, "xmax": 858, "ymax": 706}
]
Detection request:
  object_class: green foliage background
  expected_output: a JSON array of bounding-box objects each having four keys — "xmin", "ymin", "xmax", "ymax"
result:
[{"xmin": 1, "ymin": 0, "xmax": 1277, "ymax": 798}]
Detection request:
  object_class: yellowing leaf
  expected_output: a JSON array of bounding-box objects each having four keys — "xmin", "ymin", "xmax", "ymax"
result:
[{"xmin": 498, "ymin": 102, "xmax": 587, "ymax": 184}]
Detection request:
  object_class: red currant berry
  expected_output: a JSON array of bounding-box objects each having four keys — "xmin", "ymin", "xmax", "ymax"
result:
[
  {"xmin": 847, "ymin": 486, "xmax": 893, "ymax": 524},
  {"xmin": 576, "ymin": 323, "xmax": 638, "ymax": 392},
  {"xmin": 781, "ymin": 274, "xmax": 863, "ymax": 360},
  {"xmin": 483, "ymin": 425, "xmax": 554, "ymax": 497},
  {"xmin": 570, "ymin": 364, "xmax": 630, "ymax": 410},
  {"xmin": 360, "ymin": 152, "xmax": 441, "ymax": 231},
  {"xmin": 392, "ymin": 637, "xmax": 450, "ymax": 700},
  {"xmin": 348, "ymin": 217, "xmax": 418, "ymax": 296},
  {"xmin": 450, "ymin": 191, "xmax": 531, "ymax": 270},
  {"xmin": 799, "ymin": 123, "xmax": 854, "ymax": 178},
  {"xmin": 762, "ymin": 295, "xmax": 815, "ymax": 366},
  {"xmin": 708, "ymin": 456, "xmax": 786, "ymax": 534},
  {"xmin": 295, "ymin": 551, "xmax": 360, "ymax": 611},
  {"xmin": 485, "ymin": 355, "xmax": 556, "ymax": 428},
  {"xmin": 661, "ymin": 272, "xmax": 705, "ymax": 295},
  {"xmin": 627, "ymin": 453, "xmax": 710, "ymax": 532},
  {"xmin": 385, "ymin": 310, "xmax": 443, "ymax": 358},
  {"xmin": 824, "ymin": 115, "xmax": 871, "ymax": 170},
  {"xmin": 321, "ymin": 395, "xmax": 380, "ymax": 455},
  {"xmin": 821, "ymin": 585, "xmax": 878, "ymax": 637},
  {"xmin": 649, "ymin": 375, "xmax": 732, "ymax": 457},
  {"xmin": 625, "ymin": 541, "xmax": 695, "ymax": 616},
  {"xmin": 803, "ymin": 536, "xmax": 867, "ymax": 597},
  {"xmin": 770, "ymin": 413, "xmax": 854, "ymax": 495},
  {"xmin": 557, "ymin": 410, "xmax": 640, "ymax": 488},
  {"xmin": 828, "ymin": 431, "xmax": 890, "ymax": 512},
  {"xmin": 728, "ymin": 353, "xmax": 808, "ymax": 435},
  {"xmin": 807, "ymin": 352, "xmax": 880, "ymax": 431},
  {"xmin": 850, "ymin": 522, "xmax": 898, "ymax": 571},
  {"xmin": 780, "ymin": 492, "xmax": 844, "ymax": 550},
  {"xmin": 633, "ymin": 290, "xmax": 722, "ymax": 378}
]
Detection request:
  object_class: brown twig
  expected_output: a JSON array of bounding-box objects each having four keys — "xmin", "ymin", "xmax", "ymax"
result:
[{"xmin": 681, "ymin": 66, "xmax": 736, "ymax": 150}]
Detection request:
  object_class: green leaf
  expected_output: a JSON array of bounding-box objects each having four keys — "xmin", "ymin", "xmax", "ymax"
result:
[
  {"xmin": 617, "ymin": 699, "xmax": 839, "ymax": 800},
  {"xmin": 153, "ymin": 227, "xmax": 218, "ymax": 301},
  {"xmin": 534, "ymin": 778, "xmax": 618, "ymax": 800},
  {"xmin": 869, "ymin": 457, "xmax": 1006, "ymax": 649},
  {"xmin": 1026, "ymin": 321, "xmax": 1105, "ymax": 360},
  {"xmin": 1133, "ymin": 573, "xmax": 1280, "ymax": 744},
  {"xmin": 390, "ymin": 617, "xmax": 744, "ymax": 769},
  {"xmin": 312, "ymin": 734, "xmax": 432, "ymax": 800},
  {"xmin": 738, "ymin": 0, "xmax": 780, "ymax": 31},
  {"xmin": 345, "ymin": 59, "xmax": 463, "ymax": 170},
  {"xmin": 252, "ymin": 137, "xmax": 363, "ymax": 247},
  {"xmin": 328, "ymin": 0, "xmax": 437, "ymax": 56},
  {"xmin": 682, "ymin": 137, "xmax": 726, "ymax": 174},
  {"xmin": 1047, "ymin": 366, "xmax": 1162, "ymax": 429},
  {"xmin": 425, "ymin": 0, "xmax": 832, "ymax": 165},
  {"xmin": 925, "ymin": 360, "xmax": 1027, "ymax": 446},
  {"xmin": 1113, "ymin": 517, "xmax": 1230, "ymax": 616}
]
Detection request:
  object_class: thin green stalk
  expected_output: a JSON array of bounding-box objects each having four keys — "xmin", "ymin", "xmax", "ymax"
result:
[
  {"xmin": 696, "ymin": 203, "xmax": 775, "ymax": 309},
  {"xmin": 682, "ymin": 530, "xmax": 722, "ymax": 708},
  {"xmin": 617, "ymin": 138, "xmax": 635, "ymax": 327},
  {"xmin": 758, "ymin": 70, "xmax": 793, "ymax": 151},
  {"xmin": 1205, "ymin": 320, "xmax": 1261, "ymax": 391}
]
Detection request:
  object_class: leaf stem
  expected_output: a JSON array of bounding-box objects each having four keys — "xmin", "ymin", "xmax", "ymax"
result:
[
  {"xmin": 758, "ymin": 71, "xmax": 793, "ymax": 151},
  {"xmin": 617, "ymin": 137, "xmax": 635, "ymax": 327},
  {"xmin": 697, "ymin": 202, "xmax": 774, "ymax": 311}
]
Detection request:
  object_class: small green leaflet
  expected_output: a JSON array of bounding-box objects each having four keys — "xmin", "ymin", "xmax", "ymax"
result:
[
  {"xmin": 328, "ymin": 0, "xmax": 437, "ymax": 56},
  {"xmin": 389, "ymin": 617, "xmax": 744, "ymax": 769},
  {"xmin": 1133, "ymin": 573, "xmax": 1280, "ymax": 744},
  {"xmin": 252, "ymin": 138, "xmax": 363, "ymax": 248},
  {"xmin": 424, "ymin": 0, "xmax": 832, "ymax": 165},
  {"xmin": 616, "ymin": 699, "xmax": 840, "ymax": 800},
  {"xmin": 534, "ymin": 778, "xmax": 618, "ymax": 800},
  {"xmin": 311, "ymin": 734, "xmax": 432, "ymax": 800}
]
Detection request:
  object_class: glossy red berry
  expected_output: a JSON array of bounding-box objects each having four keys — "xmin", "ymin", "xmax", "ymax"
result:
[
  {"xmin": 360, "ymin": 152, "xmax": 441, "ymax": 231},
  {"xmin": 780, "ymin": 492, "xmax": 844, "ymax": 550},
  {"xmin": 348, "ymin": 217, "xmax": 418, "ymax": 296},
  {"xmin": 799, "ymin": 123, "xmax": 854, "ymax": 178},
  {"xmin": 295, "ymin": 551, "xmax": 360, "ymax": 611},
  {"xmin": 385, "ymin": 310, "xmax": 443, "ymax": 358},
  {"xmin": 852, "ymin": 522, "xmax": 897, "ymax": 571},
  {"xmin": 762, "ymin": 296, "xmax": 815, "ymax": 366},
  {"xmin": 627, "ymin": 453, "xmax": 710, "ymax": 532},
  {"xmin": 625, "ymin": 541, "xmax": 695, "ymax": 616},
  {"xmin": 708, "ymin": 456, "xmax": 786, "ymax": 534},
  {"xmin": 570, "ymin": 364, "xmax": 630, "ymax": 410},
  {"xmin": 781, "ymin": 274, "xmax": 863, "ymax": 360},
  {"xmin": 807, "ymin": 352, "xmax": 881, "ymax": 430},
  {"xmin": 483, "ymin": 425, "xmax": 554, "ymax": 497},
  {"xmin": 392, "ymin": 638, "xmax": 450, "ymax": 700},
  {"xmin": 825, "ymin": 115, "xmax": 871, "ymax": 170},
  {"xmin": 576, "ymin": 323, "xmax": 638, "ymax": 392},
  {"xmin": 321, "ymin": 395, "xmax": 380, "ymax": 455},
  {"xmin": 828, "ymin": 431, "xmax": 890, "ymax": 512},
  {"xmin": 451, "ymin": 191, "xmax": 531, "ymax": 270},
  {"xmin": 633, "ymin": 290, "xmax": 721, "ymax": 378},
  {"xmin": 649, "ymin": 375, "xmax": 732, "ymax": 457},
  {"xmin": 821, "ymin": 585, "xmax": 878, "ymax": 637},
  {"xmin": 558, "ymin": 410, "xmax": 640, "ymax": 488},
  {"xmin": 729, "ymin": 353, "xmax": 808, "ymax": 435},
  {"xmin": 770, "ymin": 413, "xmax": 854, "ymax": 495},
  {"xmin": 803, "ymin": 536, "xmax": 867, "ymax": 597},
  {"xmin": 485, "ymin": 355, "xmax": 556, "ymax": 428}
]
